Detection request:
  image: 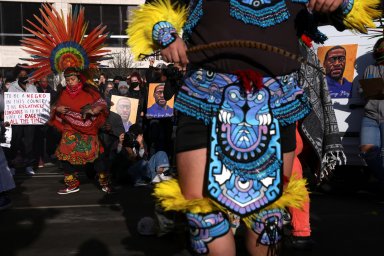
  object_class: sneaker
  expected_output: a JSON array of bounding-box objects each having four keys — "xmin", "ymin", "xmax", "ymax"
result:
[
  {"xmin": 44, "ymin": 162, "xmax": 55, "ymax": 167},
  {"xmin": 159, "ymin": 173, "xmax": 172, "ymax": 181},
  {"xmin": 57, "ymin": 186, "xmax": 80, "ymax": 195},
  {"xmin": 151, "ymin": 174, "xmax": 162, "ymax": 184},
  {"xmin": 134, "ymin": 181, "xmax": 149, "ymax": 187},
  {"xmin": 289, "ymin": 236, "xmax": 315, "ymax": 250},
  {"xmin": 25, "ymin": 166, "xmax": 35, "ymax": 175},
  {"xmin": 101, "ymin": 185, "xmax": 115, "ymax": 194},
  {"xmin": 0, "ymin": 195, "xmax": 12, "ymax": 211},
  {"xmin": 38, "ymin": 159, "xmax": 45, "ymax": 168}
]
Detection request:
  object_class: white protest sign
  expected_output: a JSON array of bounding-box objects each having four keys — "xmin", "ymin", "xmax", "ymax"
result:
[{"xmin": 4, "ymin": 92, "xmax": 51, "ymax": 125}]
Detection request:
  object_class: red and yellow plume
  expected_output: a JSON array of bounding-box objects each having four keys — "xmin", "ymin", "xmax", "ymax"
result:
[{"xmin": 21, "ymin": 3, "xmax": 110, "ymax": 81}]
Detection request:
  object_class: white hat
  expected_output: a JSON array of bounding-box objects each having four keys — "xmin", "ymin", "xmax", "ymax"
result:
[{"xmin": 118, "ymin": 81, "xmax": 128, "ymax": 89}]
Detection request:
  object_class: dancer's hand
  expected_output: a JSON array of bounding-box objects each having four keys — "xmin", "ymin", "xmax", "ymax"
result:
[
  {"xmin": 56, "ymin": 106, "xmax": 69, "ymax": 114},
  {"xmin": 91, "ymin": 106, "xmax": 103, "ymax": 115},
  {"xmin": 307, "ymin": 0, "xmax": 343, "ymax": 13},
  {"xmin": 160, "ymin": 35, "xmax": 189, "ymax": 68},
  {"xmin": 118, "ymin": 133, "xmax": 124, "ymax": 145},
  {"xmin": 136, "ymin": 134, "xmax": 144, "ymax": 148}
]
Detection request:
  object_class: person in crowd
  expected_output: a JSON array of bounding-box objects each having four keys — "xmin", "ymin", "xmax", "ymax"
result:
[
  {"xmin": 116, "ymin": 80, "xmax": 129, "ymax": 97},
  {"xmin": 35, "ymin": 76, "xmax": 59, "ymax": 167},
  {"xmin": 145, "ymin": 56, "xmax": 156, "ymax": 83},
  {"xmin": 359, "ymin": 37, "xmax": 384, "ymax": 198},
  {"xmin": 98, "ymin": 73, "xmax": 108, "ymax": 95},
  {"xmin": 127, "ymin": 72, "xmax": 148, "ymax": 128},
  {"xmin": 112, "ymin": 123, "xmax": 171, "ymax": 186},
  {"xmin": 144, "ymin": 66, "xmax": 174, "ymax": 157},
  {"xmin": 147, "ymin": 84, "xmax": 173, "ymax": 118},
  {"xmin": 7, "ymin": 64, "xmax": 38, "ymax": 175},
  {"xmin": 284, "ymin": 41, "xmax": 346, "ymax": 250},
  {"xmin": 128, "ymin": 0, "xmax": 379, "ymax": 255},
  {"xmin": 2, "ymin": 79, "xmax": 12, "ymax": 93},
  {"xmin": 324, "ymin": 45, "xmax": 353, "ymax": 98},
  {"xmin": 0, "ymin": 74, "xmax": 3, "ymax": 91},
  {"xmin": 0, "ymin": 101, "xmax": 15, "ymax": 210},
  {"xmin": 103, "ymin": 81, "xmax": 115, "ymax": 106},
  {"xmin": 99, "ymin": 113, "xmax": 125, "ymax": 180},
  {"xmin": 113, "ymin": 75, "xmax": 124, "ymax": 92},
  {"xmin": 0, "ymin": 147, "xmax": 15, "ymax": 211}
]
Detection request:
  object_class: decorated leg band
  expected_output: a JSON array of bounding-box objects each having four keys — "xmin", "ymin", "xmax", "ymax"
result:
[
  {"xmin": 153, "ymin": 179, "xmax": 219, "ymax": 214},
  {"xmin": 64, "ymin": 173, "xmax": 80, "ymax": 189},
  {"xmin": 242, "ymin": 174, "xmax": 309, "ymax": 230},
  {"xmin": 249, "ymin": 208, "xmax": 284, "ymax": 246},
  {"xmin": 98, "ymin": 171, "xmax": 110, "ymax": 187},
  {"xmin": 186, "ymin": 211, "xmax": 230, "ymax": 255}
]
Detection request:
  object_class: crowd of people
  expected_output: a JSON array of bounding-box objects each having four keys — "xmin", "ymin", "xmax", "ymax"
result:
[{"xmin": 0, "ymin": 61, "xmax": 175, "ymax": 197}]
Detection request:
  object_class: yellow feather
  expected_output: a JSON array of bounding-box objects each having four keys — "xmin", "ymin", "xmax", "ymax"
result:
[
  {"xmin": 243, "ymin": 175, "xmax": 309, "ymax": 228},
  {"xmin": 153, "ymin": 179, "xmax": 218, "ymax": 214},
  {"xmin": 126, "ymin": 0, "xmax": 188, "ymax": 60},
  {"xmin": 153, "ymin": 175, "xmax": 309, "ymax": 226},
  {"xmin": 343, "ymin": 0, "xmax": 382, "ymax": 33}
]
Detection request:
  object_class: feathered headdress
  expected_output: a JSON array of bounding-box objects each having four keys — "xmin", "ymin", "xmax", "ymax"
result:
[{"xmin": 20, "ymin": 3, "xmax": 110, "ymax": 83}]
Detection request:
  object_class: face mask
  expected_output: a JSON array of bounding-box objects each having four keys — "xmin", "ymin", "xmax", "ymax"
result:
[
  {"xmin": 119, "ymin": 88, "xmax": 128, "ymax": 95},
  {"xmin": 40, "ymin": 82, "xmax": 48, "ymax": 88},
  {"xmin": 18, "ymin": 77, "xmax": 28, "ymax": 89},
  {"xmin": 130, "ymin": 82, "xmax": 139, "ymax": 88}
]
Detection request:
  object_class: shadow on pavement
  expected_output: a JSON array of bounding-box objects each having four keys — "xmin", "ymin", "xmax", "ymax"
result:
[
  {"xmin": 75, "ymin": 238, "xmax": 111, "ymax": 256},
  {"xmin": 0, "ymin": 173, "xmax": 60, "ymax": 256}
]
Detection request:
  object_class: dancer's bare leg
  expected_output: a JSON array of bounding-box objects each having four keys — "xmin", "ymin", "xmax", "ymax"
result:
[
  {"xmin": 245, "ymin": 150, "xmax": 295, "ymax": 255},
  {"xmin": 177, "ymin": 148, "xmax": 236, "ymax": 256}
]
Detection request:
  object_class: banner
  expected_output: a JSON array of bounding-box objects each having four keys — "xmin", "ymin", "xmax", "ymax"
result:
[{"xmin": 4, "ymin": 92, "xmax": 51, "ymax": 125}]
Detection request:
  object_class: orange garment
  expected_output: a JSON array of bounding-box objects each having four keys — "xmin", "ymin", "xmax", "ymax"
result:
[
  {"xmin": 50, "ymin": 87, "xmax": 108, "ymax": 165},
  {"xmin": 289, "ymin": 126, "xmax": 311, "ymax": 237}
]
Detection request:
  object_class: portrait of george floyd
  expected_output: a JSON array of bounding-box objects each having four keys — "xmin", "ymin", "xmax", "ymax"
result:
[
  {"xmin": 146, "ymin": 83, "xmax": 174, "ymax": 118},
  {"xmin": 317, "ymin": 44, "xmax": 358, "ymax": 99},
  {"xmin": 111, "ymin": 95, "xmax": 139, "ymax": 132}
]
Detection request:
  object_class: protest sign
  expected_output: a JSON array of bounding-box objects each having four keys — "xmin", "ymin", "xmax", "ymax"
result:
[
  {"xmin": 4, "ymin": 92, "xmax": 50, "ymax": 125},
  {"xmin": 146, "ymin": 83, "xmax": 174, "ymax": 118},
  {"xmin": 111, "ymin": 95, "xmax": 139, "ymax": 131}
]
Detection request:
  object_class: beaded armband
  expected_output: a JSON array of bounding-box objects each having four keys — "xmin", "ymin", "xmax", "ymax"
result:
[
  {"xmin": 342, "ymin": 0, "xmax": 354, "ymax": 15},
  {"xmin": 152, "ymin": 21, "xmax": 177, "ymax": 48},
  {"xmin": 126, "ymin": 0, "xmax": 187, "ymax": 60}
]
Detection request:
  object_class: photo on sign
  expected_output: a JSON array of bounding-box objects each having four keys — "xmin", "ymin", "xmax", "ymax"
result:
[
  {"xmin": 111, "ymin": 95, "xmax": 139, "ymax": 131},
  {"xmin": 317, "ymin": 44, "xmax": 358, "ymax": 98},
  {"xmin": 146, "ymin": 83, "xmax": 174, "ymax": 118}
]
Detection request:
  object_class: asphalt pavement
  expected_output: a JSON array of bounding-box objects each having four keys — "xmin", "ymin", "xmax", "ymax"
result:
[{"xmin": 1, "ymin": 164, "xmax": 383, "ymax": 256}]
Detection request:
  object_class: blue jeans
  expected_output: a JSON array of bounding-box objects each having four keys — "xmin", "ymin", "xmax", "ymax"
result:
[
  {"xmin": 128, "ymin": 151, "xmax": 170, "ymax": 183},
  {"xmin": 360, "ymin": 116, "xmax": 384, "ymax": 184}
]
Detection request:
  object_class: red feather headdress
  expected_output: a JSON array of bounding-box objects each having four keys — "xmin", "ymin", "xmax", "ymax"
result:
[{"xmin": 20, "ymin": 4, "xmax": 110, "ymax": 82}]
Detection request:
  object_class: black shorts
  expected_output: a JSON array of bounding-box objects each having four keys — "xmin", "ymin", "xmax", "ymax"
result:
[{"xmin": 175, "ymin": 114, "xmax": 296, "ymax": 153}]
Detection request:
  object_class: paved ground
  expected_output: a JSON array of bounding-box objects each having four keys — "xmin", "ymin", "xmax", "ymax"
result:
[{"xmin": 1, "ymin": 164, "xmax": 383, "ymax": 256}]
